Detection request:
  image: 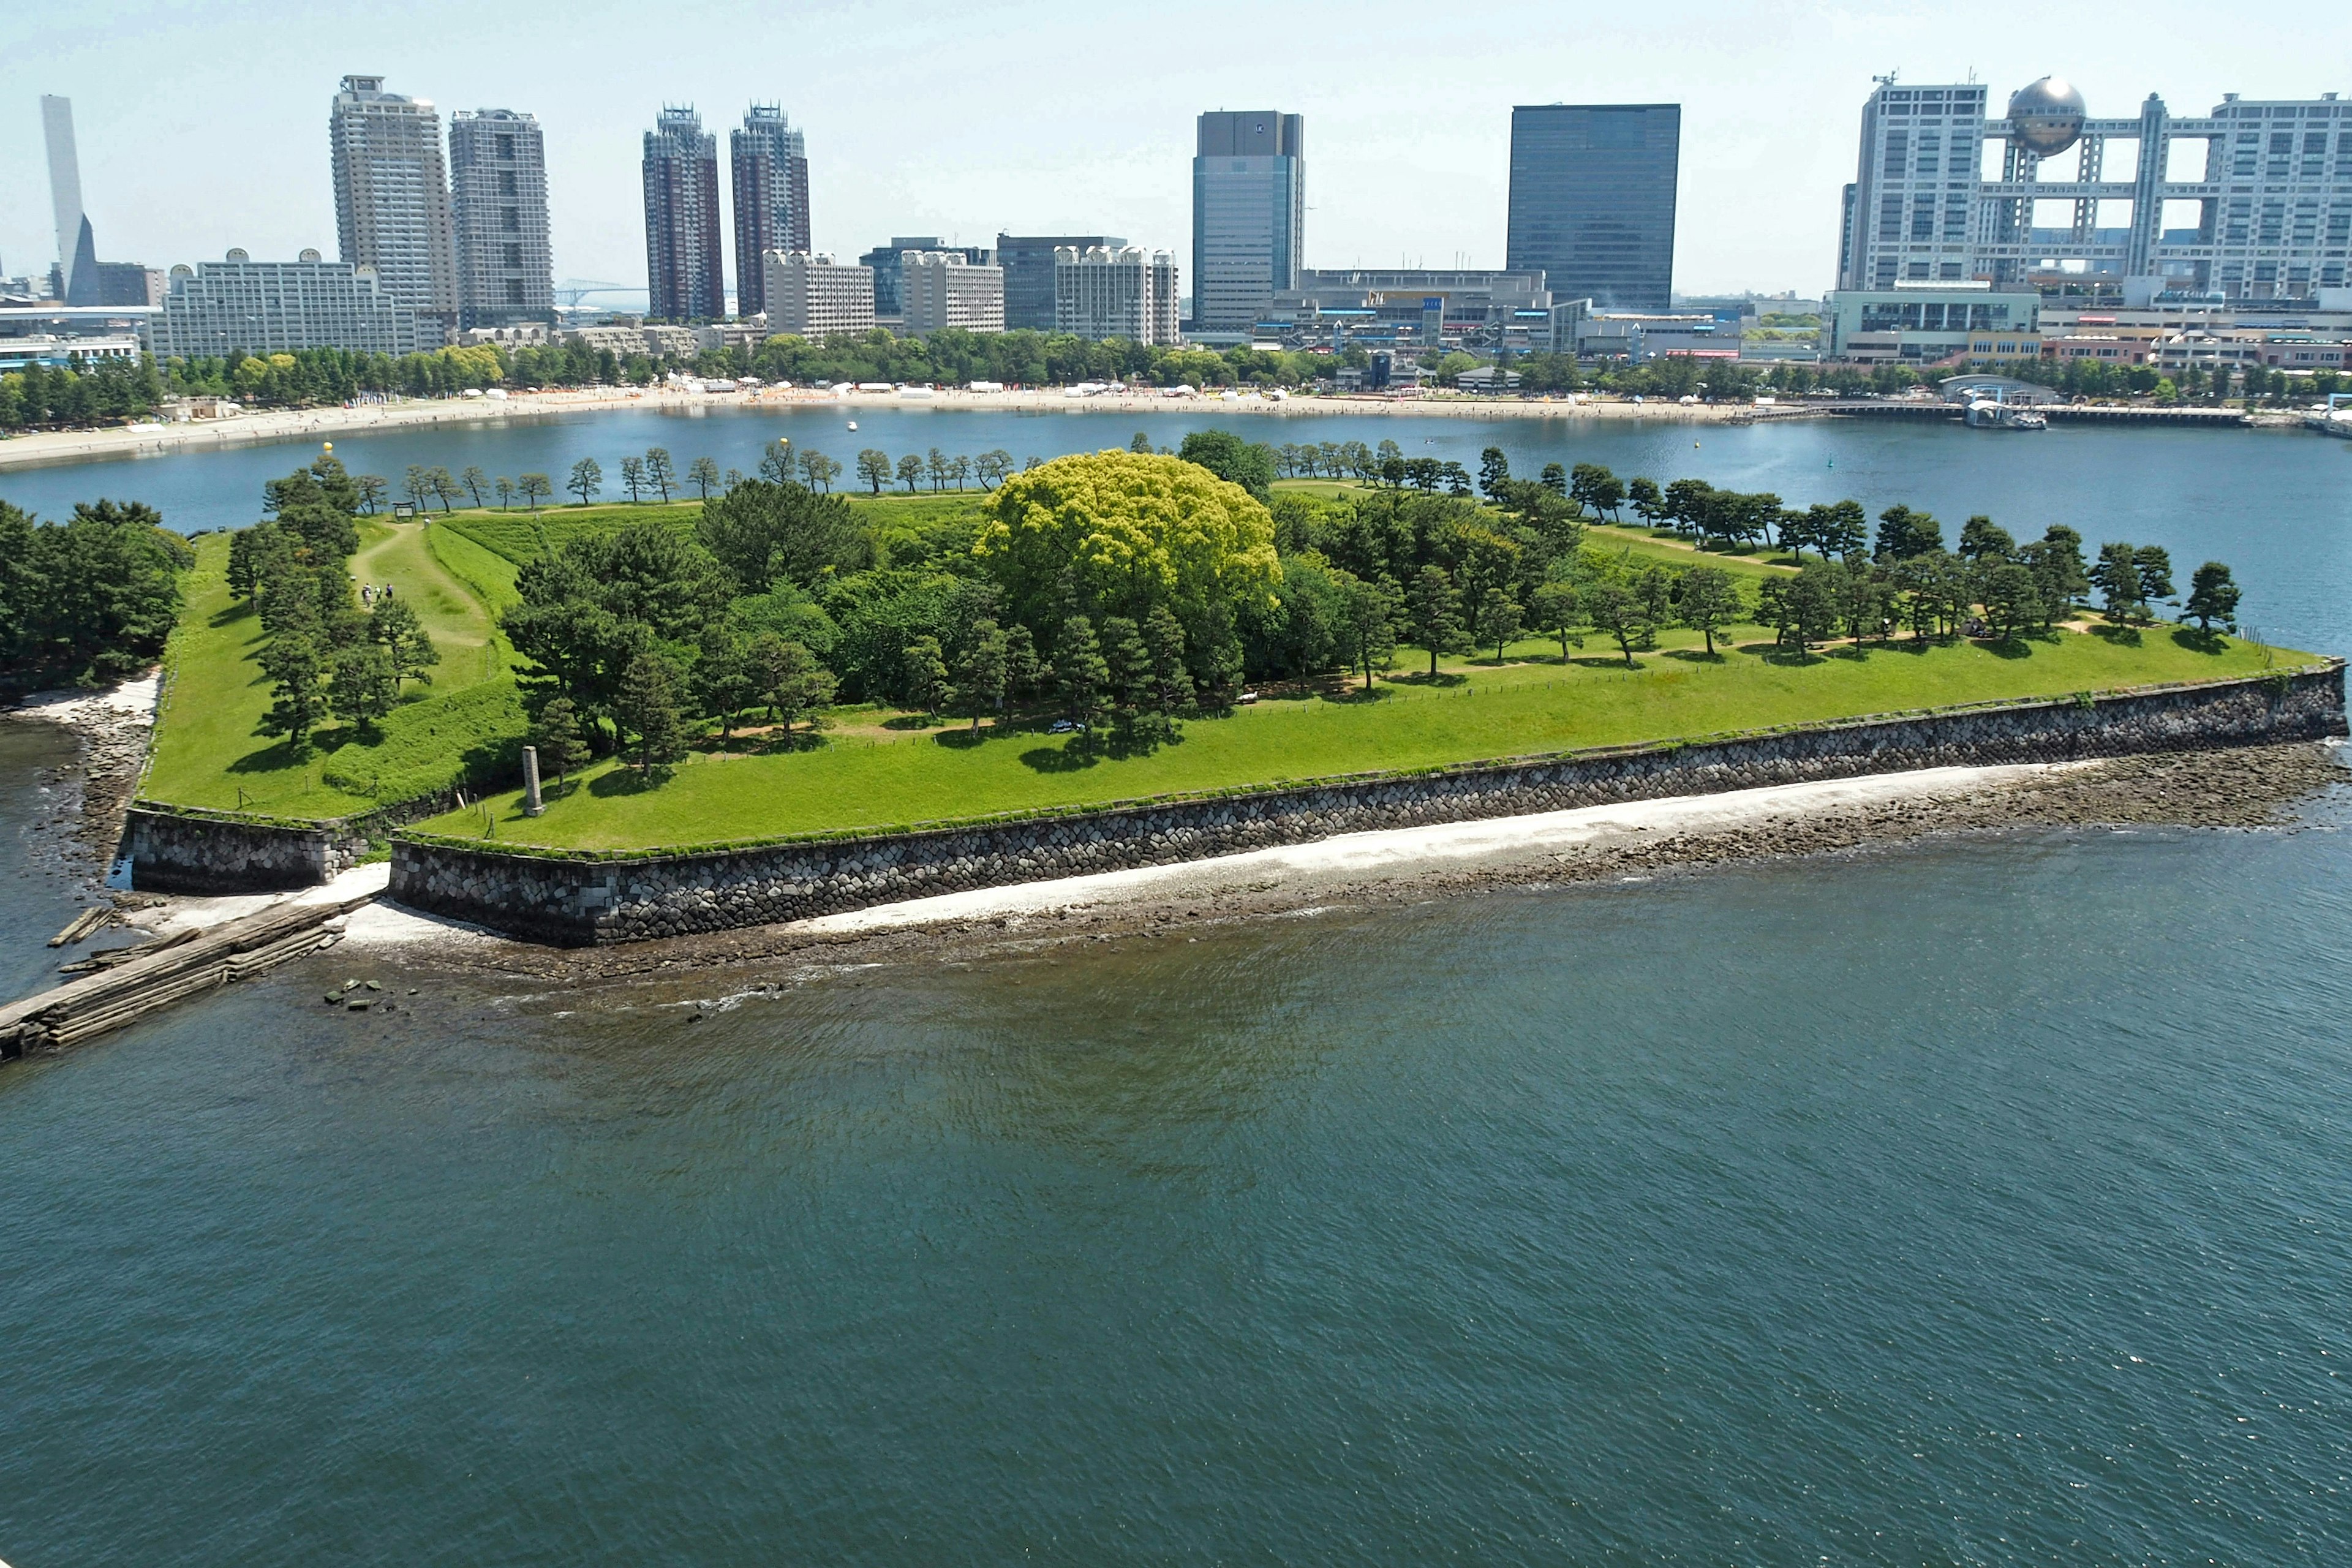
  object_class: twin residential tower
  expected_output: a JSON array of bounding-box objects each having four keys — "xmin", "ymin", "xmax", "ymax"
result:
[
  {"xmin": 643, "ymin": 104, "xmax": 813, "ymax": 322},
  {"xmin": 326, "ymin": 75, "xmax": 552, "ymax": 337}
]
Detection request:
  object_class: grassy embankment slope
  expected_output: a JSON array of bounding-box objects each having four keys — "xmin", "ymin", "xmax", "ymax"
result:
[{"xmin": 144, "ymin": 516, "xmax": 525, "ymax": 818}]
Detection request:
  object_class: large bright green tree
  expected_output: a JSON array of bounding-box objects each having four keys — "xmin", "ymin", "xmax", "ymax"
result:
[{"xmin": 973, "ymin": 451, "xmax": 1283, "ymax": 685}]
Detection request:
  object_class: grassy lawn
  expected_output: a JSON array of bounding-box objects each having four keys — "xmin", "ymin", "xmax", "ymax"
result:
[
  {"xmin": 421, "ymin": 621, "xmax": 2310, "ymax": 852},
  {"xmin": 145, "ymin": 524, "xmax": 524, "ymax": 819}
]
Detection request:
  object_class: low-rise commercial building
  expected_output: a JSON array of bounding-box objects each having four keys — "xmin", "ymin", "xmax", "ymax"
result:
[
  {"xmin": 1054, "ymin": 246, "xmax": 1180, "ymax": 345},
  {"xmin": 1823, "ymin": 281, "xmax": 2042, "ymax": 363},
  {"xmin": 0, "ymin": 334, "xmax": 143, "ymax": 372},
  {"xmin": 900, "ymin": 251, "xmax": 1003, "ymax": 335},
  {"xmin": 763, "ymin": 251, "xmax": 876, "ymax": 338},
  {"xmin": 149, "ymin": 251, "xmax": 422, "ymax": 359},
  {"xmin": 1265, "ymin": 268, "xmax": 1554, "ymax": 350}
]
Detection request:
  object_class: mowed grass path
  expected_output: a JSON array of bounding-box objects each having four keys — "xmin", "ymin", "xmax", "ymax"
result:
[
  {"xmin": 429, "ymin": 624, "xmax": 2302, "ymax": 851},
  {"xmin": 146, "ymin": 521, "xmax": 524, "ymax": 817}
]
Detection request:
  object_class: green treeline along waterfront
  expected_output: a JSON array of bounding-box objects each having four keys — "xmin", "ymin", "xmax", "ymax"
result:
[{"xmin": 92, "ymin": 428, "xmax": 2293, "ymax": 849}]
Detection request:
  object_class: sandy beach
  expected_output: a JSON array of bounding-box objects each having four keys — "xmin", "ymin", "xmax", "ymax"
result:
[{"xmin": 0, "ymin": 383, "xmax": 1769, "ymax": 474}]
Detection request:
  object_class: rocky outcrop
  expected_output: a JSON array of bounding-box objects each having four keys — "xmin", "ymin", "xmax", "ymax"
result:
[{"xmin": 386, "ymin": 664, "xmax": 2346, "ymax": 946}]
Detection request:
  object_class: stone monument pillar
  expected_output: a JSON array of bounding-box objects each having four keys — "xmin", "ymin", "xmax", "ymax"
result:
[{"xmin": 522, "ymin": 745, "xmax": 545, "ymax": 816}]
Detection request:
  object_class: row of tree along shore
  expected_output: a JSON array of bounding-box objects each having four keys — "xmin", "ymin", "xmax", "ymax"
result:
[{"xmin": 9, "ymin": 320, "xmax": 2343, "ymax": 433}]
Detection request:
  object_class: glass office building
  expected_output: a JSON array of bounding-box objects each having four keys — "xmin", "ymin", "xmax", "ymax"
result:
[
  {"xmin": 1506, "ymin": 104, "xmax": 1681, "ymax": 312},
  {"xmin": 1192, "ymin": 110, "xmax": 1305, "ymax": 334}
]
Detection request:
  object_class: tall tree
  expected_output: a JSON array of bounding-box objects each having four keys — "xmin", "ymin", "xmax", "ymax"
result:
[
  {"xmin": 1585, "ymin": 579, "xmax": 1654, "ymax": 666},
  {"xmin": 687, "ymin": 456, "xmax": 723, "ymax": 500},
  {"xmin": 1333, "ymin": 571, "xmax": 1399, "ymax": 692},
  {"xmin": 952, "ymin": 619, "xmax": 1009, "ymax": 732},
  {"xmin": 2184, "ymin": 561, "xmax": 2241, "ymax": 634},
  {"xmin": 567, "ymin": 458, "xmax": 602, "ymax": 506},
  {"xmin": 519, "ymin": 473, "xmax": 553, "ymax": 514},
  {"xmin": 644, "ymin": 447, "xmax": 676, "ymax": 502},
  {"xmin": 1098, "ymin": 614, "xmax": 1153, "ymax": 718},
  {"xmin": 1528, "ymin": 580, "xmax": 1581, "ymax": 662},
  {"xmin": 1403, "ymin": 564, "xmax": 1464, "ymax": 676},
  {"xmin": 255, "ymin": 631, "xmax": 328, "ymax": 748},
  {"xmin": 616, "ymin": 652, "xmax": 685, "ymax": 774},
  {"xmin": 495, "ymin": 476, "xmax": 515, "ymax": 511},
  {"xmin": 902, "ymin": 635, "xmax": 951, "ymax": 715},
  {"xmin": 619, "ymin": 456, "xmax": 647, "ymax": 503},
  {"xmin": 329, "ymin": 643, "xmax": 396, "ymax": 736},
  {"xmin": 1472, "ymin": 584, "xmax": 1522, "ymax": 663},
  {"xmin": 1054, "ymin": 616, "xmax": 1109, "ymax": 731},
  {"xmin": 897, "ymin": 453, "xmax": 924, "ymax": 493},
  {"xmin": 530, "ymin": 695, "xmax": 591, "ymax": 790},
  {"xmin": 855, "ymin": 449, "xmax": 893, "ymax": 495},
  {"xmin": 1141, "ymin": 603, "xmax": 1192, "ymax": 717},
  {"xmin": 1478, "ymin": 446, "xmax": 1510, "ymax": 499},
  {"xmin": 1677, "ymin": 566, "xmax": 1741, "ymax": 655},
  {"xmin": 369, "ymin": 594, "xmax": 440, "ymax": 690}
]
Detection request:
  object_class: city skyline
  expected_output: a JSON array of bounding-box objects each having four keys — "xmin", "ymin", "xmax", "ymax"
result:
[{"xmin": 6, "ymin": 0, "xmax": 2349, "ymax": 302}]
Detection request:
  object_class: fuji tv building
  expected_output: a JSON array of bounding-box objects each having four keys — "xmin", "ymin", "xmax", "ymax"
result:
[{"xmin": 1838, "ymin": 75, "xmax": 2352, "ymax": 304}]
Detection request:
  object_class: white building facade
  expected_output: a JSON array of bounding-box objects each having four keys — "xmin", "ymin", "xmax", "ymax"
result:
[
  {"xmin": 329, "ymin": 75, "xmax": 459, "ymax": 343},
  {"xmin": 1839, "ymin": 75, "xmax": 2352, "ymax": 301},
  {"xmin": 448, "ymin": 108, "xmax": 554, "ymax": 328},
  {"xmin": 149, "ymin": 252, "xmax": 423, "ymax": 359},
  {"xmin": 900, "ymin": 251, "xmax": 1004, "ymax": 334},
  {"xmin": 1054, "ymin": 246, "xmax": 1180, "ymax": 344},
  {"xmin": 763, "ymin": 251, "xmax": 876, "ymax": 338}
]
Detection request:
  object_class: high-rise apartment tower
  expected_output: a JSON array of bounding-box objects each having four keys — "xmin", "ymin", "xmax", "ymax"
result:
[
  {"xmin": 1055, "ymin": 246, "xmax": 1180, "ymax": 344},
  {"xmin": 330, "ymin": 75, "xmax": 460, "ymax": 343},
  {"xmin": 731, "ymin": 105, "xmax": 810, "ymax": 318},
  {"xmin": 1506, "ymin": 104, "xmax": 1681, "ymax": 312},
  {"xmin": 1191, "ymin": 111, "xmax": 1304, "ymax": 334},
  {"xmin": 644, "ymin": 107, "xmax": 726, "ymax": 321},
  {"xmin": 448, "ymin": 108, "xmax": 554, "ymax": 327}
]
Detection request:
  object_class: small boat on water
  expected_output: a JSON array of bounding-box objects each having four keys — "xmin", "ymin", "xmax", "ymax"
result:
[
  {"xmin": 846, "ymin": 420, "xmax": 858, "ymax": 431},
  {"xmin": 1966, "ymin": 398, "xmax": 2047, "ymax": 431}
]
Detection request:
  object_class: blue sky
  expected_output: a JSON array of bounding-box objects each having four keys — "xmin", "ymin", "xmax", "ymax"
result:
[{"xmin": 6, "ymin": 0, "xmax": 2345, "ymax": 297}]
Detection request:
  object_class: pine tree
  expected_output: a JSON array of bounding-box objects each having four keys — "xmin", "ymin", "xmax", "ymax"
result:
[
  {"xmin": 255, "ymin": 631, "xmax": 328, "ymax": 748},
  {"xmin": 1054, "ymin": 617, "xmax": 1109, "ymax": 732},
  {"xmin": 902, "ymin": 635, "xmax": 950, "ymax": 716},
  {"xmin": 953, "ymin": 619, "xmax": 1009, "ymax": 733},
  {"xmin": 330, "ymin": 644, "xmax": 397, "ymax": 736},
  {"xmin": 1141, "ymin": 604, "xmax": 1192, "ymax": 717},
  {"xmin": 1404, "ymin": 565, "xmax": 1464, "ymax": 676},
  {"xmin": 1098, "ymin": 615, "xmax": 1153, "ymax": 720},
  {"xmin": 617, "ymin": 652, "xmax": 685, "ymax": 774},
  {"xmin": 369, "ymin": 595, "xmax": 439, "ymax": 690},
  {"xmin": 530, "ymin": 696, "xmax": 590, "ymax": 790}
]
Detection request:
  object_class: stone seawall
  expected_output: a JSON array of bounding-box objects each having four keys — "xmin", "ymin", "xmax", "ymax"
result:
[
  {"xmin": 126, "ymin": 783, "xmax": 480, "ymax": 895},
  {"xmin": 387, "ymin": 665, "xmax": 2346, "ymax": 947}
]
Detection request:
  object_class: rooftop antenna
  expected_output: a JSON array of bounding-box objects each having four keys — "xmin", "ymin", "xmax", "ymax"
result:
[{"xmin": 1874, "ymin": 70, "xmax": 1899, "ymax": 89}]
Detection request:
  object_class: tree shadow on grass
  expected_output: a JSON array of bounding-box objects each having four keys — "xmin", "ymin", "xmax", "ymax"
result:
[
  {"xmin": 2171, "ymin": 625, "xmax": 2230, "ymax": 655},
  {"xmin": 1388, "ymin": 669, "xmax": 1469, "ymax": 688},
  {"xmin": 1020, "ymin": 738, "xmax": 1100, "ymax": 772},
  {"xmin": 881, "ymin": 713, "xmax": 943, "ymax": 731},
  {"xmin": 1982, "ymin": 636, "xmax": 2038, "ymax": 660},
  {"xmin": 1321, "ymin": 685, "xmax": 1392, "ymax": 706},
  {"xmin": 1569, "ymin": 654, "xmax": 1643, "ymax": 671},
  {"xmin": 1747, "ymin": 645, "xmax": 1828, "ymax": 668},
  {"xmin": 2089, "ymin": 622, "xmax": 2144, "ymax": 648},
  {"xmin": 587, "ymin": 766, "xmax": 669, "ymax": 796},
  {"xmin": 1663, "ymin": 649, "xmax": 1728, "ymax": 664}
]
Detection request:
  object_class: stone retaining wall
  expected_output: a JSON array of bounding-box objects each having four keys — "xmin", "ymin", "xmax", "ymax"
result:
[
  {"xmin": 126, "ymin": 782, "xmax": 480, "ymax": 895},
  {"xmin": 387, "ymin": 665, "xmax": 2345, "ymax": 946}
]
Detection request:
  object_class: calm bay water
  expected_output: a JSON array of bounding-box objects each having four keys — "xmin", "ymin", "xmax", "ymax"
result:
[
  {"xmin": 3, "ymin": 404, "xmax": 2349, "ymax": 650},
  {"xmin": 2, "ymin": 418, "xmax": 2350, "ymax": 1562}
]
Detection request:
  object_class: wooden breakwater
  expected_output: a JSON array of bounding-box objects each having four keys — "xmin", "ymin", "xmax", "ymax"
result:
[{"xmin": 0, "ymin": 892, "xmax": 377, "ymax": 1060}]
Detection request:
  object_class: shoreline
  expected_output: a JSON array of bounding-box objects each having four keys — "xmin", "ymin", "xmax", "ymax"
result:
[
  {"xmin": 0, "ymin": 386, "xmax": 1798, "ymax": 477},
  {"xmin": 2, "ymin": 673, "xmax": 157, "ymax": 895},
  {"xmin": 366, "ymin": 742, "xmax": 2345, "ymax": 985},
  {"xmin": 1, "ymin": 385, "xmax": 2303, "ymax": 478}
]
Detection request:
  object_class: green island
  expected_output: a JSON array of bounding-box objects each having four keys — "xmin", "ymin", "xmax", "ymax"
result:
[{"xmin": 109, "ymin": 434, "xmax": 2296, "ymax": 854}]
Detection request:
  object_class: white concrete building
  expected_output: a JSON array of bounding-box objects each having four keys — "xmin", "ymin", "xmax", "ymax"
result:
[
  {"xmin": 448, "ymin": 107, "xmax": 554, "ymax": 328},
  {"xmin": 149, "ymin": 251, "xmax": 422, "ymax": 359},
  {"xmin": 330, "ymin": 75, "xmax": 459, "ymax": 344},
  {"xmin": 900, "ymin": 251, "xmax": 1004, "ymax": 335},
  {"xmin": 1054, "ymin": 246, "xmax": 1180, "ymax": 345},
  {"xmin": 763, "ymin": 251, "xmax": 876, "ymax": 338}
]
